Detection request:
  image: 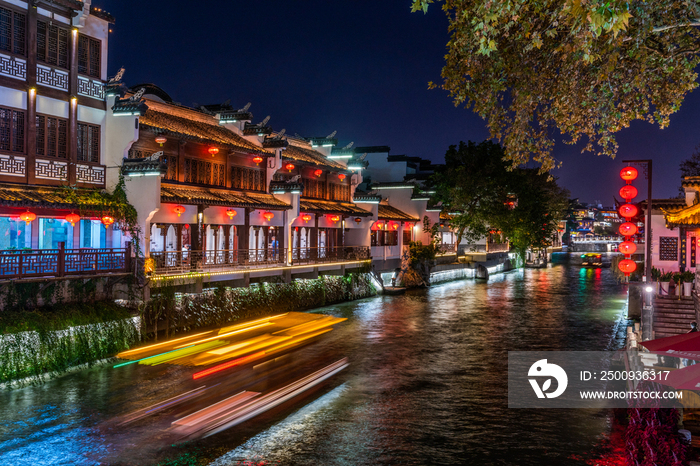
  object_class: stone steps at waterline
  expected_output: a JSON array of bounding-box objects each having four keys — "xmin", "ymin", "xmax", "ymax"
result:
[{"xmin": 652, "ymin": 295, "xmax": 697, "ymax": 338}]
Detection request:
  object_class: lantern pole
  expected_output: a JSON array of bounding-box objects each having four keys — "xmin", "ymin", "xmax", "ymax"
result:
[{"xmin": 622, "ymin": 159, "xmax": 652, "ymax": 282}]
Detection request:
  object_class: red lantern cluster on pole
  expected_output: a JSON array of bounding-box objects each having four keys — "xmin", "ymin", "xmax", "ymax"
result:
[{"xmin": 618, "ymin": 165, "xmax": 638, "ymax": 277}]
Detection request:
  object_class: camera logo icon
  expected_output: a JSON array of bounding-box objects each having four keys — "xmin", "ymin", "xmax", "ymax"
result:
[{"xmin": 528, "ymin": 359, "xmax": 568, "ymax": 399}]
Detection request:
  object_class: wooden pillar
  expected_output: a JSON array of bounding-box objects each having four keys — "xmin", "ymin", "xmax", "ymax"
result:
[
  {"xmin": 242, "ymin": 208, "xmax": 251, "ymax": 250},
  {"xmin": 177, "ymin": 140, "xmax": 186, "ymax": 182},
  {"xmin": 279, "ymin": 222, "xmax": 284, "ymax": 263},
  {"xmin": 311, "ymin": 216, "xmax": 318, "ymax": 248},
  {"xmin": 26, "ymin": 2, "xmax": 37, "ymax": 184},
  {"xmin": 68, "ymin": 27, "xmax": 78, "ymax": 185}
]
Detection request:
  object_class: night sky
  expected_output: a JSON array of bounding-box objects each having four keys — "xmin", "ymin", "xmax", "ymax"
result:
[{"xmin": 103, "ymin": 0, "xmax": 700, "ymax": 205}]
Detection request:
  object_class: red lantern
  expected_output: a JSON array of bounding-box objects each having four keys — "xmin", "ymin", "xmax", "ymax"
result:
[
  {"xmin": 301, "ymin": 213, "xmax": 312, "ymax": 223},
  {"xmin": 253, "ymin": 155, "xmax": 263, "ymax": 165},
  {"xmin": 619, "ymin": 222, "xmax": 638, "ymax": 236},
  {"xmin": 314, "ymin": 169, "xmax": 323, "ymax": 177},
  {"xmin": 618, "ymin": 259, "xmax": 637, "ymax": 275},
  {"xmin": 618, "ymin": 203, "xmax": 638, "ymax": 219},
  {"xmin": 208, "ymin": 147, "xmax": 219, "ymax": 156},
  {"xmin": 392, "ymin": 223, "xmax": 399, "ymax": 230},
  {"xmin": 184, "ymin": 224, "xmax": 189, "ymax": 230},
  {"xmin": 338, "ymin": 173, "xmax": 346, "ymax": 182},
  {"xmin": 285, "ymin": 163, "xmax": 295, "ymax": 172},
  {"xmin": 619, "ymin": 185, "xmax": 638, "ymax": 201},
  {"xmin": 226, "ymin": 209, "xmax": 237, "ymax": 220},
  {"xmin": 173, "ymin": 205, "xmax": 186, "ymax": 217},
  {"xmin": 65, "ymin": 212, "xmax": 80, "ymax": 227},
  {"xmin": 354, "ymin": 217, "xmax": 362, "ymax": 224},
  {"xmin": 329, "ymin": 215, "xmax": 340, "ymax": 223},
  {"xmin": 620, "ymin": 166, "xmax": 638, "ymax": 183},
  {"xmin": 618, "ymin": 241, "xmax": 637, "ymax": 256},
  {"xmin": 19, "ymin": 210, "xmax": 36, "ymax": 225},
  {"xmin": 155, "ymin": 135, "xmax": 167, "ymax": 146},
  {"xmin": 263, "ymin": 211, "xmax": 274, "ymax": 222},
  {"xmin": 101, "ymin": 215, "xmax": 114, "ymax": 227}
]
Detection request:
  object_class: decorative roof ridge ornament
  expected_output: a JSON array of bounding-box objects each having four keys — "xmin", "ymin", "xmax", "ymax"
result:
[
  {"xmin": 263, "ymin": 129, "xmax": 289, "ymax": 149},
  {"xmin": 112, "ymin": 85, "xmax": 148, "ymax": 116},
  {"xmin": 104, "ymin": 67, "xmax": 128, "ymax": 98},
  {"xmin": 243, "ymin": 116, "xmax": 273, "ymax": 136}
]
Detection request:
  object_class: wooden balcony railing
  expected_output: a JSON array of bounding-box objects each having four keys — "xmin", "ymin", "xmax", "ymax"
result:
[
  {"xmin": 0, "ymin": 245, "xmax": 131, "ymax": 280},
  {"xmin": 149, "ymin": 246, "xmax": 371, "ymax": 275},
  {"xmin": 290, "ymin": 246, "xmax": 370, "ymax": 265}
]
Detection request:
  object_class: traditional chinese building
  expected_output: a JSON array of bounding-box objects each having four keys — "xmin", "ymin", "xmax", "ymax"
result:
[{"xmin": 0, "ymin": 1, "xmax": 129, "ymax": 281}]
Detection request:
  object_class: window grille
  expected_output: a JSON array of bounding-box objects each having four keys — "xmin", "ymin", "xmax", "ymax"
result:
[
  {"xmin": 0, "ymin": 106, "xmax": 24, "ymax": 153},
  {"xmin": 0, "ymin": 7, "xmax": 25, "ymax": 56},
  {"xmin": 37, "ymin": 20, "xmax": 68, "ymax": 68},
  {"xmin": 78, "ymin": 35, "xmax": 101, "ymax": 78},
  {"xmin": 77, "ymin": 123, "xmax": 100, "ymax": 163}
]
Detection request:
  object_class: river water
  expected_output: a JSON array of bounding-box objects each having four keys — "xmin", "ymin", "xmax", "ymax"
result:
[{"xmin": 0, "ymin": 260, "xmax": 629, "ymax": 465}]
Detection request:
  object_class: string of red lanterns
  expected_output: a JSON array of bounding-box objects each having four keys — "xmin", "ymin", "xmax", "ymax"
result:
[{"xmin": 618, "ymin": 166, "xmax": 639, "ymax": 277}]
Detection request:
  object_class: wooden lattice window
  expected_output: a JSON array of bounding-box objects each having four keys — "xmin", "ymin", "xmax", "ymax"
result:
[
  {"xmin": 163, "ymin": 154, "xmax": 177, "ymax": 181},
  {"xmin": 127, "ymin": 148, "xmax": 145, "ymax": 159},
  {"xmin": 78, "ymin": 34, "xmax": 101, "ymax": 78},
  {"xmin": 37, "ymin": 20, "xmax": 68, "ymax": 68},
  {"xmin": 231, "ymin": 166, "xmax": 264, "ymax": 191},
  {"xmin": 0, "ymin": 106, "xmax": 24, "ymax": 153},
  {"xmin": 77, "ymin": 123, "xmax": 100, "ymax": 163},
  {"xmin": 0, "ymin": 7, "xmax": 25, "ymax": 56},
  {"xmin": 328, "ymin": 183, "xmax": 350, "ymax": 202},
  {"xmin": 659, "ymin": 237, "xmax": 678, "ymax": 261},
  {"xmin": 185, "ymin": 158, "xmax": 224, "ymax": 186},
  {"xmin": 36, "ymin": 114, "xmax": 68, "ymax": 158}
]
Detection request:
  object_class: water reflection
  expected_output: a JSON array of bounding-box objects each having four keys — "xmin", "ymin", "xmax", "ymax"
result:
[{"xmin": 0, "ymin": 263, "xmax": 628, "ymax": 465}]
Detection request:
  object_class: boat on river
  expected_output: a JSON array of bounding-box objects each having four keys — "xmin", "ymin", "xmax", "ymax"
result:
[{"xmin": 580, "ymin": 253, "xmax": 603, "ymax": 267}]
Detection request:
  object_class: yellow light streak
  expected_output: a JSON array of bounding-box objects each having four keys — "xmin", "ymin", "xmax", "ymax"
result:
[
  {"xmin": 218, "ymin": 313, "xmax": 289, "ymax": 334},
  {"xmin": 191, "ymin": 335, "xmax": 293, "ymax": 366},
  {"xmin": 141, "ymin": 340, "xmax": 226, "ymax": 366},
  {"xmin": 174, "ymin": 322, "xmax": 273, "ymax": 348},
  {"xmin": 117, "ymin": 330, "xmax": 214, "ymax": 358},
  {"xmin": 275, "ymin": 317, "xmax": 347, "ymax": 337}
]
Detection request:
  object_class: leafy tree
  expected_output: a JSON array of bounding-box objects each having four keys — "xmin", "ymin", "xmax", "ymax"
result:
[
  {"xmin": 412, "ymin": 1, "xmax": 700, "ymax": 171},
  {"xmin": 431, "ymin": 140, "xmax": 569, "ymax": 257},
  {"xmin": 429, "ymin": 140, "xmax": 514, "ymax": 246},
  {"xmin": 679, "ymin": 145, "xmax": 700, "ymax": 178},
  {"xmin": 494, "ymin": 168, "xmax": 569, "ymax": 256}
]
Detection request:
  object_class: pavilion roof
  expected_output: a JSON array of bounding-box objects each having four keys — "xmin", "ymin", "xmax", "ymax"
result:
[
  {"xmin": 161, "ymin": 184, "xmax": 290, "ymax": 210},
  {"xmin": 662, "ymin": 202, "xmax": 700, "ymax": 227},
  {"xmin": 378, "ymin": 203, "xmax": 419, "ymax": 222},
  {"xmin": 139, "ymin": 99, "xmax": 269, "ymax": 155},
  {"xmin": 283, "ymin": 143, "xmax": 346, "ymax": 170},
  {"xmin": 299, "ymin": 199, "xmax": 372, "ymax": 217}
]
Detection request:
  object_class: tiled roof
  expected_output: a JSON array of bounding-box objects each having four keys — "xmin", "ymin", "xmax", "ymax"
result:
[
  {"xmin": 663, "ymin": 202, "xmax": 700, "ymax": 226},
  {"xmin": 0, "ymin": 183, "xmax": 104, "ymax": 210},
  {"xmin": 284, "ymin": 144, "xmax": 345, "ymax": 170},
  {"xmin": 300, "ymin": 199, "xmax": 372, "ymax": 216},
  {"xmin": 161, "ymin": 184, "xmax": 290, "ymax": 210},
  {"xmin": 639, "ymin": 199, "xmax": 687, "ymax": 211},
  {"xmin": 378, "ymin": 204, "xmax": 419, "ymax": 222},
  {"xmin": 139, "ymin": 99, "xmax": 269, "ymax": 155}
]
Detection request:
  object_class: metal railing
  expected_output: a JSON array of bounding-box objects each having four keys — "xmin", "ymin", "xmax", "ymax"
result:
[
  {"xmin": 150, "ymin": 246, "xmax": 371, "ymax": 275},
  {"xmin": 0, "ymin": 245, "xmax": 130, "ymax": 280},
  {"xmin": 438, "ymin": 243, "xmax": 456, "ymax": 253}
]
